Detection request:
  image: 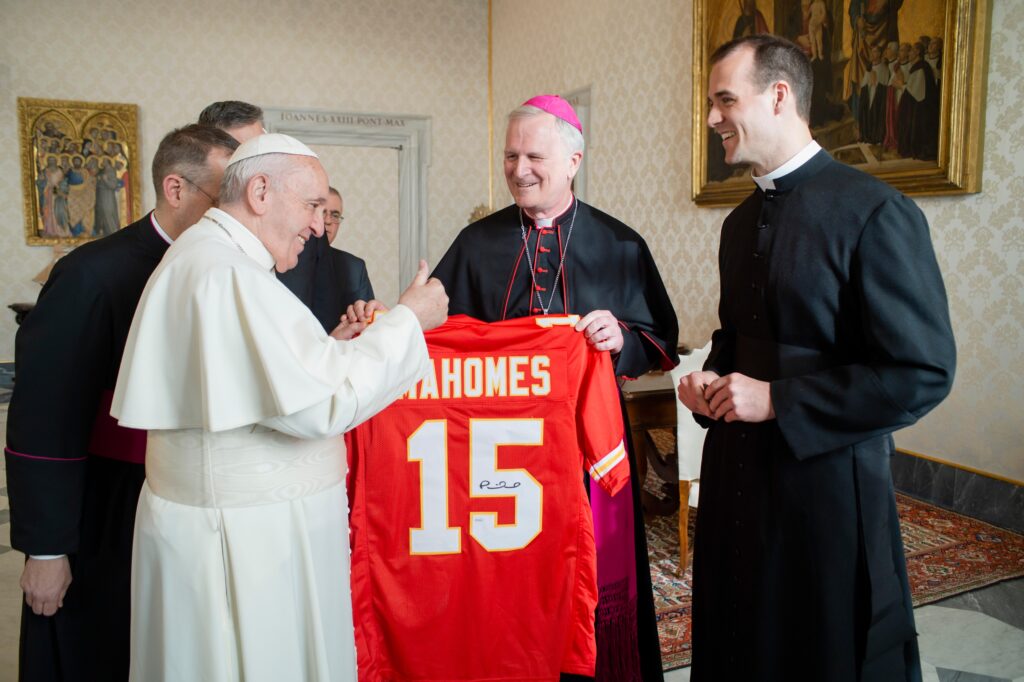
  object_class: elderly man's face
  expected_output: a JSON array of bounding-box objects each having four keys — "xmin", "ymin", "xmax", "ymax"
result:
[
  {"xmin": 324, "ymin": 192, "xmax": 344, "ymax": 244},
  {"xmin": 504, "ymin": 114, "xmax": 581, "ymax": 219},
  {"xmin": 264, "ymin": 157, "xmax": 329, "ymax": 273}
]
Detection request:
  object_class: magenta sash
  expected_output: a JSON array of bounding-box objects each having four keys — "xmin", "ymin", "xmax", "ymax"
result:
[
  {"xmin": 88, "ymin": 390, "xmax": 146, "ymax": 464},
  {"xmin": 591, "ymin": 470, "xmax": 642, "ymax": 680}
]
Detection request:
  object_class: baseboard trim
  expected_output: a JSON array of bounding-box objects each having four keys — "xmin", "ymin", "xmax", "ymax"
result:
[{"xmin": 892, "ymin": 449, "xmax": 1023, "ymax": 535}]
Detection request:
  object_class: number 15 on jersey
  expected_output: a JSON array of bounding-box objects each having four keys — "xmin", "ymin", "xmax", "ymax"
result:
[{"xmin": 408, "ymin": 418, "xmax": 544, "ymax": 555}]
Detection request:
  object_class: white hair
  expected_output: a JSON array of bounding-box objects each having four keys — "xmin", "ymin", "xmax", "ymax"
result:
[
  {"xmin": 219, "ymin": 153, "xmax": 297, "ymax": 205},
  {"xmin": 509, "ymin": 104, "xmax": 585, "ymax": 157}
]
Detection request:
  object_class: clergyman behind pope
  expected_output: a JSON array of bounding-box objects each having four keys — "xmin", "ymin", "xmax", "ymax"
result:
[{"xmin": 111, "ymin": 133, "xmax": 448, "ymax": 682}]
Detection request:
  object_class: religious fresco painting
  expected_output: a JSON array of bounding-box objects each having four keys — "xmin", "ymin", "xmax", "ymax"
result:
[
  {"xmin": 17, "ymin": 98, "xmax": 141, "ymax": 245},
  {"xmin": 691, "ymin": 0, "xmax": 990, "ymax": 206}
]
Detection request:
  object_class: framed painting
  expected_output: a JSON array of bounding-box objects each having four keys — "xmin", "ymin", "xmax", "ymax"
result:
[
  {"xmin": 691, "ymin": 0, "xmax": 990, "ymax": 207},
  {"xmin": 17, "ymin": 97, "xmax": 141, "ymax": 245}
]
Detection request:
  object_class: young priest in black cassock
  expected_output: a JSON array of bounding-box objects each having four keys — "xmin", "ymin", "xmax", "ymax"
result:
[
  {"xmin": 679, "ymin": 36, "xmax": 955, "ymax": 681},
  {"xmin": 4, "ymin": 124, "xmax": 237, "ymax": 682}
]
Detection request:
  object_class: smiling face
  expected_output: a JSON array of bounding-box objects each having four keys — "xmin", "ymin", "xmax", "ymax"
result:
[
  {"xmin": 324, "ymin": 191, "xmax": 343, "ymax": 244},
  {"xmin": 707, "ymin": 46, "xmax": 779, "ymax": 175},
  {"xmin": 503, "ymin": 114, "xmax": 581, "ymax": 219},
  {"xmin": 261, "ymin": 157, "xmax": 329, "ymax": 273}
]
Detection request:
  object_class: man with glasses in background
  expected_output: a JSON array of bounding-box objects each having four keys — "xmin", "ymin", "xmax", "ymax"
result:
[
  {"xmin": 5, "ymin": 124, "xmax": 238, "ymax": 682},
  {"xmin": 324, "ymin": 186, "xmax": 374, "ymax": 313}
]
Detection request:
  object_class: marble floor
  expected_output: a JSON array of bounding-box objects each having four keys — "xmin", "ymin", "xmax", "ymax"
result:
[
  {"xmin": 663, "ymin": 577, "xmax": 1024, "ymax": 681},
  {"xmin": 1, "ymin": 402, "xmax": 1022, "ymax": 682}
]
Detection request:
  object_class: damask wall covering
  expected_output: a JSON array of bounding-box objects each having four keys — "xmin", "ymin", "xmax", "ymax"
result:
[
  {"xmin": 0, "ymin": 0, "xmax": 1020, "ymax": 481},
  {"xmin": 490, "ymin": 0, "xmax": 1022, "ymax": 482},
  {"xmin": 0, "ymin": 0, "xmax": 489, "ymax": 353}
]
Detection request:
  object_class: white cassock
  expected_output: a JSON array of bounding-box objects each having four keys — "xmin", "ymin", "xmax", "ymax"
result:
[{"xmin": 112, "ymin": 207, "xmax": 429, "ymax": 682}]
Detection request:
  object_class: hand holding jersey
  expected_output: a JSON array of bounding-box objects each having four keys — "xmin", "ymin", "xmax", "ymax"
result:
[
  {"xmin": 331, "ymin": 259, "xmax": 447, "ymax": 340},
  {"xmin": 574, "ymin": 308, "xmax": 624, "ymax": 354}
]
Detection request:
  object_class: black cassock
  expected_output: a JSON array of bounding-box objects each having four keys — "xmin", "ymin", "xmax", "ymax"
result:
[
  {"xmin": 278, "ymin": 233, "xmax": 342, "ymax": 332},
  {"xmin": 5, "ymin": 214, "xmax": 169, "ymax": 682},
  {"xmin": 433, "ymin": 199, "xmax": 679, "ymax": 682},
  {"xmin": 327, "ymin": 247, "xmax": 375, "ymax": 314},
  {"xmin": 692, "ymin": 150, "xmax": 955, "ymax": 681}
]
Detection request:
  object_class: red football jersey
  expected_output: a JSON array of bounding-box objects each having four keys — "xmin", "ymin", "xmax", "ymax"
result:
[{"xmin": 349, "ymin": 314, "xmax": 628, "ymax": 681}]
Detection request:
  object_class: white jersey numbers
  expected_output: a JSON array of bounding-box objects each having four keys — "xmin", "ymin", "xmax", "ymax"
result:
[
  {"xmin": 407, "ymin": 418, "xmax": 544, "ymax": 555},
  {"xmin": 408, "ymin": 420, "xmax": 461, "ymax": 554}
]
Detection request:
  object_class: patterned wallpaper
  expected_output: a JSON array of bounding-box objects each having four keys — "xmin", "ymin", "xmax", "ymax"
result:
[
  {"xmin": 309, "ymin": 144, "xmax": 401, "ymax": 307},
  {"xmin": 0, "ymin": 0, "xmax": 488, "ymax": 351},
  {"xmin": 490, "ymin": 0, "xmax": 1023, "ymax": 481},
  {"xmin": 0, "ymin": 0, "xmax": 1020, "ymax": 480}
]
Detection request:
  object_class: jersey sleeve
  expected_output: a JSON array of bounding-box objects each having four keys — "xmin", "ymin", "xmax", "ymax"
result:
[{"xmin": 576, "ymin": 345, "xmax": 629, "ymax": 496}]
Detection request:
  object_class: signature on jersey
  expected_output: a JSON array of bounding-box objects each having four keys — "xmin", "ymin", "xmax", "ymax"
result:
[{"xmin": 478, "ymin": 479, "xmax": 522, "ymax": 490}]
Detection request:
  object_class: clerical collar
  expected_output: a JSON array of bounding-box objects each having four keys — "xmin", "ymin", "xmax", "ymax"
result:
[
  {"xmin": 202, "ymin": 208, "xmax": 276, "ymax": 271},
  {"xmin": 752, "ymin": 140, "xmax": 822, "ymax": 191},
  {"xmin": 150, "ymin": 212, "xmax": 173, "ymax": 245},
  {"xmin": 523, "ymin": 194, "xmax": 575, "ymax": 227}
]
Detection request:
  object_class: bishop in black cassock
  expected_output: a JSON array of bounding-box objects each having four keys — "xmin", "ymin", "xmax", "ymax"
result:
[
  {"xmin": 682, "ymin": 36, "xmax": 955, "ymax": 681},
  {"xmin": 433, "ymin": 95, "xmax": 678, "ymax": 682},
  {"xmin": 4, "ymin": 125, "xmax": 237, "ymax": 682}
]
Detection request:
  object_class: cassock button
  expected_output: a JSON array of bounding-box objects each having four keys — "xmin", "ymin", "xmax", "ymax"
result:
[
  {"xmin": 752, "ymin": 313, "xmax": 758, "ymax": 320},
  {"xmin": 759, "ymin": 223, "xmax": 769, "ymax": 230},
  {"xmin": 739, "ymin": 433, "xmax": 747, "ymax": 440},
  {"xmin": 751, "ymin": 282, "xmax": 757, "ymax": 289},
  {"xmin": 752, "ymin": 252, "xmax": 761, "ymax": 260}
]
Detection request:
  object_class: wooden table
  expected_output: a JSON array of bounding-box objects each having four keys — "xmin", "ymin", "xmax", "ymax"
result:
[{"xmin": 622, "ymin": 371, "xmax": 693, "ymax": 570}]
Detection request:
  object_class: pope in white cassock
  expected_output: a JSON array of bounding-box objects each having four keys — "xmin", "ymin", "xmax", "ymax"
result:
[{"xmin": 111, "ymin": 134, "xmax": 448, "ymax": 681}]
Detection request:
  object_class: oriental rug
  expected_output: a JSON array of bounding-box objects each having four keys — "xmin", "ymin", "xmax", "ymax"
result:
[{"xmin": 646, "ymin": 484, "xmax": 1024, "ymax": 672}]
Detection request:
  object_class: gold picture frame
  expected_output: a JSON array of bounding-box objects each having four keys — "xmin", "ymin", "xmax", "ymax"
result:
[
  {"xmin": 17, "ymin": 97, "xmax": 142, "ymax": 245},
  {"xmin": 692, "ymin": 0, "xmax": 990, "ymax": 207}
]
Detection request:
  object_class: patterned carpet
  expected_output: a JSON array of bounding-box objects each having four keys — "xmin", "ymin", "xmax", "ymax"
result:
[{"xmin": 646, "ymin": 492, "xmax": 1024, "ymax": 671}]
